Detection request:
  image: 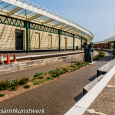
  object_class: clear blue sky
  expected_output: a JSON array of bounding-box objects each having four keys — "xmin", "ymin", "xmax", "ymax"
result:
[{"xmin": 29, "ymin": 0, "xmax": 115, "ymax": 42}]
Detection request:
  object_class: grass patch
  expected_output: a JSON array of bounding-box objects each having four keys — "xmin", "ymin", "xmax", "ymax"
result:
[{"xmin": 0, "ymin": 94, "xmax": 5, "ymax": 97}]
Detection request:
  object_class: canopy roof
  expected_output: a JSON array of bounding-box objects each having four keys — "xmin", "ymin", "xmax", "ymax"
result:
[
  {"xmin": 104, "ymin": 35, "xmax": 115, "ymax": 42},
  {"xmin": 0, "ymin": 0, "xmax": 93, "ymax": 41}
]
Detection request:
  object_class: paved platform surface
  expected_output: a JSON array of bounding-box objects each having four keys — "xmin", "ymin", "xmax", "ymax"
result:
[
  {"xmin": 0, "ymin": 51, "xmax": 97, "ymax": 81},
  {"xmin": 2, "ymin": 50, "xmax": 83, "ymax": 59},
  {"xmin": 0, "ymin": 52, "xmax": 114, "ymax": 115},
  {"xmin": 84, "ymin": 74, "xmax": 115, "ymax": 115}
]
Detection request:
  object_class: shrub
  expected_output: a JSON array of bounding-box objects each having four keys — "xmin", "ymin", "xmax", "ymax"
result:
[
  {"xmin": 34, "ymin": 80, "xmax": 46, "ymax": 85},
  {"xmin": 10, "ymin": 79, "xmax": 19, "ymax": 87},
  {"xmin": 75, "ymin": 62, "xmax": 82, "ymax": 65},
  {"xmin": 0, "ymin": 80, "xmax": 10, "ymax": 91},
  {"xmin": 11, "ymin": 86, "xmax": 18, "ymax": 91},
  {"xmin": 75, "ymin": 67, "xmax": 79, "ymax": 70},
  {"xmin": 71, "ymin": 64, "xmax": 77, "ymax": 68},
  {"xmin": 34, "ymin": 82, "xmax": 40, "ymax": 85},
  {"xmin": 49, "ymin": 70, "xmax": 59, "ymax": 74},
  {"xmin": 19, "ymin": 77, "xmax": 29, "ymax": 85},
  {"xmin": 35, "ymin": 72, "xmax": 42, "ymax": 77},
  {"xmin": 37, "ymin": 75, "xmax": 44, "ymax": 79},
  {"xmin": 60, "ymin": 72, "xmax": 63, "ymax": 74},
  {"xmin": 46, "ymin": 76, "xmax": 55, "ymax": 80},
  {"xmin": 56, "ymin": 67, "xmax": 60, "ymax": 71},
  {"xmin": 38, "ymin": 80, "xmax": 46, "ymax": 84},
  {"xmin": 85, "ymin": 62, "xmax": 89, "ymax": 65},
  {"xmin": 44, "ymin": 72, "xmax": 47, "ymax": 75},
  {"xmin": 0, "ymin": 94, "xmax": 5, "ymax": 97},
  {"xmin": 56, "ymin": 73, "xmax": 60, "ymax": 77},
  {"xmin": 93, "ymin": 51, "xmax": 105, "ymax": 61},
  {"xmin": 31, "ymin": 78, "xmax": 37, "ymax": 82},
  {"xmin": 62, "ymin": 66, "xmax": 69, "ymax": 72},
  {"xmin": 23, "ymin": 85, "xmax": 30, "ymax": 89},
  {"xmin": 51, "ymin": 74, "xmax": 57, "ymax": 78}
]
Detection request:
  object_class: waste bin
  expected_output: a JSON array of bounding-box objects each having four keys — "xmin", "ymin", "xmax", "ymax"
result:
[{"xmin": 76, "ymin": 46, "xmax": 78, "ymax": 49}]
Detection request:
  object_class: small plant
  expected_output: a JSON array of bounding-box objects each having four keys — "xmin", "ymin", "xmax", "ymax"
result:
[
  {"xmin": 19, "ymin": 77, "xmax": 29, "ymax": 85},
  {"xmin": 63, "ymin": 71, "xmax": 67, "ymax": 74},
  {"xmin": 71, "ymin": 64, "xmax": 77, "ymax": 68},
  {"xmin": 56, "ymin": 67, "xmax": 60, "ymax": 71},
  {"xmin": 62, "ymin": 66, "xmax": 69, "ymax": 72},
  {"xmin": 0, "ymin": 80, "xmax": 10, "ymax": 91},
  {"xmin": 38, "ymin": 80, "xmax": 46, "ymax": 84},
  {"xmin": 24, "ymin": 85, "xmax": 30, "ymax": 89},
  {"xmin": 49, "ymin": 70, "xmax": 59, "ymax": 74},
  {"xmin": 0, "ymin": 94, "xmax": 5, "ymax": 97},
  {"xmin": 11, "ymin": 86, "xmax": 18, "ymax": 91},
  {"xmin": 34, "ymin": 80, "xmax": 46, "ymax": 85},
  {"xmin": 44, "ymin": 72, "xmax": 47, "ymax": 75},
  {"xmin": 35, "ymin": 72, "xmax": 42, "ymax": 77},
  {"xmin": 56, "ymin": 73, "xmax": 60, "ymax": 77},
  {"xmin": 37, "ymin": 74, "xmax": 44, "ymax": 79},
  {"xmin": 31, "ymin": 78, "xmax": 37, "ymax": 82},
  {"xmin": 46, "ymin": 76, "xmax": 55, "ymax": 80},
  {"xmin": 93, "ymin": 51, "xmax": 105, "ymax": 61},
  {"xmin": 10, "ymin": 79, "xmax": 19, "ymax": 87},
  {"xmin": 51, "ymin": 74, "xmax": 57, "ymax": 78},
  {"xmin": 34, "ymin": 82, "xmax": 40, "ymax": 85}
]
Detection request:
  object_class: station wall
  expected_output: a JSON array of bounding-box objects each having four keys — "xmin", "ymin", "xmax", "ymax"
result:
[{"xmin": 0, "ymin": 23, "xmax": 81, "ymax": 51}]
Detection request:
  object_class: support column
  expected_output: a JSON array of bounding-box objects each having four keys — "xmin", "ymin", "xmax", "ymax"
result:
[
  {"xmin": 73, "ymin": 34, "xmax": 75, "ymax": 51},
  {"xmin": 25, "ymin": 21, "xmax": 30, "ymax": 53},
  {"xmin": 81, "ymin": 36, "xmax": 82, "ymax": 50},
  {"xmin": 58, "ymin": 30, "xmax": 61, "ymax": 52}
]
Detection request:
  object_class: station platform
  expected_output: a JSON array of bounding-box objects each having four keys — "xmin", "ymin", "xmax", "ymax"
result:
[{"xmin": 2, "ymin": 50, "xmax": 84, "ymax": 62}]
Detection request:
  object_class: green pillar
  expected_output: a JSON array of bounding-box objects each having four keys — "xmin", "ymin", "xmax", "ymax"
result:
[
  {"xmin": 81, "ymin": 37, "xmax": 82, "ymax": 50},
  {"xmin": 58, "ymin": 30, "xmax": 61, "ymax": 52},
  {"xmin": 73, "ymin": 34, "xmax": 75, "ymax": 51},
  {"xmin": 25, "ymin": 21, "xmax": 30, "ymax": 54}
]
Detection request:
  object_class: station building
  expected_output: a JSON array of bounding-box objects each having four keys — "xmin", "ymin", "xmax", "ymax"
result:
[
  {"xmin": 94, "ymin": 35, "xmax": 115, "ymax": 49},
  {"xmin": 0, "ymin": 0, "xmax": 93, "ymax": 53}
]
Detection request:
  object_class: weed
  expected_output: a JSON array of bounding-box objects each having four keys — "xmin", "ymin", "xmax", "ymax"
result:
[
  {"xmin": 62, "ymin": 66, "xmax": 69, "ymax": 72},
  {"xmin": 44, "ymin": 72, "xmax": 47, "ymax": 75},
  {"xmin": 56, "ymin": 73, "xmax": 60, "ymax": 77},
  {"xmin": 34, "ymin": 82, "xmax": 40, "ymax": 85},
  {"xmin": 37, "ymin": 74, "xmax": 44, "ymax": 79},
  {"xmin": 19, "ymin": 77, "xmax": 29, "ymax": 85},
  {"xmin": 35, "ymin": 72, "xmax": 42, "ymax": 77},
  {"xmin": 11, "ymin": 86, "xmax": 18, "ymax": 91},
  {"xmin": 10, "ymin": 79, "xmax": 19, "ymax": 87},
  {"xmin": 56, "ymin": 67, "xmax": 60, "ymax": 71},
  {"xmin": 0, "ymin": 80, "xmax": 10, "ymax": 91},
  {"xmin": 71, "ymin": 64, "xmax": 77, "ymax": 68},
  {"xmin": 49, "ymin": 70, "xmax": 59, "ymax": 74},
  {"xmin": 0, "ymin": 94, "xmax": 5, "ymax": 97},
  {"xmin": 24, "ymin": 85, "xmax": 30, "ymax": 89},
  {"xmin": 31, "ymin": 78, "xmax": 37, "ymax": 82},
  {"xmin": 51, "ymin": 74, "xmax": 57, "ymax": 78}
]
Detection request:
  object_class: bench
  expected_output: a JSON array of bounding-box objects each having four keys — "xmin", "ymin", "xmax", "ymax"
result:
[
  {"xmin": 83, "ymin": 75, "xmax": 104, "ymax": 95},
  {"xmin": 97, "ymin": 59, "xmax": 115, "ymax": 76}
]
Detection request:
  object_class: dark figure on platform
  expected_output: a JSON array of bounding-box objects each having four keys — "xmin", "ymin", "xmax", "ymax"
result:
[
  {"xmin": 84, "ymin": 42, "xmax": 89, "ymax": 62},
  {"xmin": 88, "ymin": 42, "xmax": 94, "ymax": 63}
]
